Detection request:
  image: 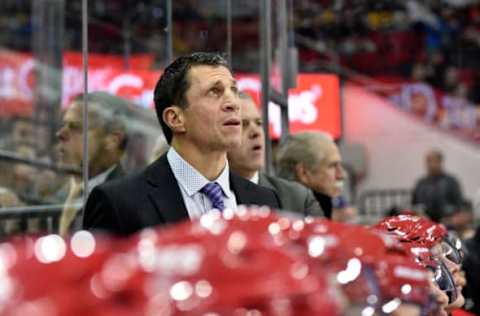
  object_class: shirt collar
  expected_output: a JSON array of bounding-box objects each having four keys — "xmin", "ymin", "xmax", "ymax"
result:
[
  {"xmin": 167, "ymin": 147, "xmax": 232, "ymax": 198},
  {"xmin": 87, "ymin": 165, "xmax": 116, "ymax": 195},
  {"xmin": 250, "ymin": 171, "xmax": 259, "ymax": 184}
]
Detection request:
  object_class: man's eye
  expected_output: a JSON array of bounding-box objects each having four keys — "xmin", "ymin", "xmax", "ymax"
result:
[
  {"xmin": 67, "ymin": 123, "xmax": 82, "ymax": 131},
  {"xmin": 209, "ymin": 88, "xmax": 221, "ymax": 95}
]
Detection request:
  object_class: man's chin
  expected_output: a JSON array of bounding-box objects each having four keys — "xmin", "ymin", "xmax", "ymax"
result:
[
  {"xmin": 224, "ymin": 138, "xmax": 242, "ymax": 150},
  {"xmin": 59, "ymin": 160, "xmax": 81, "ymax": 170}
]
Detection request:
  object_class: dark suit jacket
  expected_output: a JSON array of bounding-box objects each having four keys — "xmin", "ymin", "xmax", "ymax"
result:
[
  {"xmin": 258, "ymin": 173, "xmax": 324, "ymax": 217},
  {"xmin": 83, "ymin": 154, "xmax": 280, "ymax": 236},
  {"xmin": 69, "ymin": 164, "xmax": 126, "ymax": 233}
]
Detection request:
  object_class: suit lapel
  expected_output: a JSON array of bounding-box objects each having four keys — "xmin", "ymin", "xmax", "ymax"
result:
[
  {"xmin": 106, "ymin": 164, "xmax": 125, "ymax": 182},
  {"xmin": 230, "ymin": 172, "xmax": 255, "ymax": 205},
  {"xmin": 145, "ymin": 155, "xmax": 189, "ymax": 224},
  {"xmin": 258, "ymin": 173, "xmax": 275, "ymax": 191}
]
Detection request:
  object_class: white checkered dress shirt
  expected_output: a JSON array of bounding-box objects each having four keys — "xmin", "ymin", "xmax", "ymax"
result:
[{"xmin": 166, "ymin": 147, "xmax": 237, "ymax": 219}]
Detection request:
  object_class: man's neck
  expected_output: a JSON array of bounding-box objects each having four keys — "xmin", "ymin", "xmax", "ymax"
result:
[
  {"xmin": 88, "ymin": 152, "xmax": 121, "ymax": 178},
  {"xmin": 172, "ymin": 139, "xmax": 227, "ymax": 181},
  {"xmin": 428, "ymin": 171, "xmax": 443, "ymax": 178}
]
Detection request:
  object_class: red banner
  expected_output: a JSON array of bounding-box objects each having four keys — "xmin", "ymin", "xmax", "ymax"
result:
[{"xmin": 0, "ymin": 51, "xmax": 341, "ymax": 139}]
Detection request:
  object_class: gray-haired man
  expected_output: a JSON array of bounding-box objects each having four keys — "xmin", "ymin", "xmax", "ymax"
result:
[{"xmin": 276, "ymin": 131, "xmax": 345, "ymax": 218}]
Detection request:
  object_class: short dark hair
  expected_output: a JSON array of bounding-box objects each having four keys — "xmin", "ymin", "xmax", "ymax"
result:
[{"xmin": 153, "ymin": 52, "xmax": 229, "ymax": 144}]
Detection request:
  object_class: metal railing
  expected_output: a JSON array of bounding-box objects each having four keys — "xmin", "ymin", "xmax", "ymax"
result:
[
  {"xmin": 0, "ymin": 149, "xmax": 81, "ymax": 175},
  {"xmin": 357, "ymin": 188, "xmax": 412, "ymax": 224},
  {"xmin": 0, "ymin": 203, "xmax": 81, "ymax": 238}
]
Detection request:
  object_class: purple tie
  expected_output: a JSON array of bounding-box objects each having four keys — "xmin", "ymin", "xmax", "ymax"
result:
[{"xmin": 200, "ymin": 182, "xmax": 225, "ymax": 211}]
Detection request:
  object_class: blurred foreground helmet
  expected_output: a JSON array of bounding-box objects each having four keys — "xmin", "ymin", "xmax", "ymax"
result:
[
  {"xmin": 374, "ymin": 214, "xmax": 463, "ymax": 264},
  {"xmin": 294, "ymin": 218, "xmax": 434, "ymax": 315},
  {"xmin": 0, "ymin": 208, "xmax": 344, "ymax": 316},
  {"xmin": 0, "ymin": 210, "xmax": 450, "ymax": 316},
  {"xmin": 374, "ymin": 215, "xmax": 462, "ymax": 304}
]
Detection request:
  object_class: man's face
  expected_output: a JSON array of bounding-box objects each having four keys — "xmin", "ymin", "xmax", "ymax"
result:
[
  {"xmin": 426, "ymin": 152, "xmax": 442, "ymax": 176},
  {"xmin": 56, "ymin": 102, "xmax": 104, "ymax": 169},
  {"xmin": 180, "ymin": 65, "xmax": 241, "ymax": 151},
  {"xmin": 12, "ymin": 120, "xmax": 33, "ymax": 146},
  {"xmin": 302, "ymin": 142, "xmax": 344, "ymax": 198},
  {"xmin": 227, "ymin": 97, "xmax": 264, "ymax": 176}
]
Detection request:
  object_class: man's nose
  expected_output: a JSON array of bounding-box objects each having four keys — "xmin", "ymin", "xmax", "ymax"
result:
[
  {"xmin": 336, "ymin": 164, "xmax": 345, "ymax": 179},
  {"xmin": 223, "ymin": 90, "xmax": 240, "ymax": 111},
  {"xmin": 248, "ymin": 124, "xmax": 261, "ymax": 139},
  {"xmin": 223, "ymin": 100, "xmax": 240, "ymax": 112},
  {"xmin": 56, "ymin": 127, "xmax": 67, "ymax": 141},
  {"xmin": 248, "ymin": 126, "xmax": 260, "ymax": 139}
]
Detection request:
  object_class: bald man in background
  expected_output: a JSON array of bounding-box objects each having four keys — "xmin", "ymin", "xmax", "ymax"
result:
[{"xmin": 227, "ymin": 92, "xmax": 323, "ymax": 217}]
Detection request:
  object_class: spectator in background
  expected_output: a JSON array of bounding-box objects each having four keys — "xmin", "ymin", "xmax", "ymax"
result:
[
  {"xmin": 399, "ymin": 65, "xmax": 438, "ymax": 122},
  {"xmin": 0, "ymin": 187, "xmax": 24, "ymax": 236},
  {"xmin": 227, "ymin": 92, "xmax": 323, "ymax": 217},
  {"xmin": 56, "ymin": 92, "xmax": 130, "ymax": 236},
  {"xmin": 440, "ymin": 82, "xmax": 476, "ymax": 130},
  {"xmin": 441, "ymin": 66, "xmax": 460, "ymax": 94},
  {"xmin": 0, "ymin": 144, "xmax": 38, "ymax": 205},
  {"xmin": 0, "ymin": 187, "xmax": 21, "ymax": 208},
  {"xmin": 0, "ymin": 116, "xmax": 34, "ymax": 150},
  {"xmin": 412, "ymin": 149, "xmax": 463, "ymax": 222},
  {"xmin": 276, "ymin": 131, "xmax": 345, "ymax": 219}
]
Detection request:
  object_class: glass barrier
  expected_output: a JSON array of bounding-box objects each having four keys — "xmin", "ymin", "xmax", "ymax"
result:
[
  {"xmin": 0, "ymin": 0, "xmax": 169, "ymax": 237},
  {"xmin": 0, "ymin": 0, "xmax": 267, "ymax": 238},
  {"xmin": 0, "ymin": 0, "xmax": 69, "ymax": 236}
]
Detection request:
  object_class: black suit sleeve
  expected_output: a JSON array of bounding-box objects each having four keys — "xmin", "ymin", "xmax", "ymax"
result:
[
  {"xmin": 83, "ymin": 186, "xmax": 122, "ymax": 234},
  {"xmin": 272, "ymin": 189, "xmax": 281, "ymax": 209},
  {"xmin": 450, "ymin": 177, "xmax": 463, "ymax": 206},
  {"xmin": 411, "ymin": 180, "xmax": 421, "ymax": 205}
]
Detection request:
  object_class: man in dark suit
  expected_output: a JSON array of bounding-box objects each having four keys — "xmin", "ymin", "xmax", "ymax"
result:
[
  {"xmin": 57, "ymin": 92, "xmax": 129, "ymax": 235},
  {"xmin": 412, "ymin": 150, "xmax": 464, "ymax": 222},
  {"xmin": 83, "ymin": 52, "xmax": 280, "ymax": 236},
  {"xmin": 227, "ymin": 92, "xmax": 323, "ymax": 217}
]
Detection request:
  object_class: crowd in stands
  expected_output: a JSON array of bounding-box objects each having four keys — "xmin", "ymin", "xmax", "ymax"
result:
[{"xmin": 294, "ymin": 0, "xmax": 480, "ymax": 141}]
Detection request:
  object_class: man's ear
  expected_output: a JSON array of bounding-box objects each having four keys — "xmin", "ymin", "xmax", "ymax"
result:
[
  {"xmin": 104, "ymin": 131, "xmax": 125, "ymax": 151},
  {"xmin": 163, "ymin": 106, "xmax": 186, "ymax": 134},
  {"xmin": 295, "ymin": 163, "xmax": 310, "ymax": 186}
]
